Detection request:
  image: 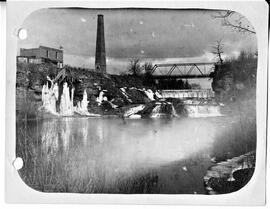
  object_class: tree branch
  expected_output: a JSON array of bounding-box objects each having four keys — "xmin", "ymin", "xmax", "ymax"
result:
[{"xmin": 212, "ymin": 11, "xmax": 256, "ymax": 34}]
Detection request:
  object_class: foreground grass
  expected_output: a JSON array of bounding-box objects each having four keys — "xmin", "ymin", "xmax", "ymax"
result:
[{"xmin": 16, "ymin": 112, "xmax": 256, "ymax": 194}]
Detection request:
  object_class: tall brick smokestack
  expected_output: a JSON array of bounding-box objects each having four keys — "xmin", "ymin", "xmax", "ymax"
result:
[{"xmin": 95, "ymin": 14, "xmax": 106, "ymax": 73}]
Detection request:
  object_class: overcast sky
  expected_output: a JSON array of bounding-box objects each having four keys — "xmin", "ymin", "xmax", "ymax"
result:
[{"xmin": 18, "ymin": 8, "xmax": 257, "ymax": 75}]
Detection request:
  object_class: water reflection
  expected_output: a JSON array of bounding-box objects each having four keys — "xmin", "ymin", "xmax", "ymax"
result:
[{"xmin": 16, "ymin": 116, "xmax": 255, "ymax": 193}]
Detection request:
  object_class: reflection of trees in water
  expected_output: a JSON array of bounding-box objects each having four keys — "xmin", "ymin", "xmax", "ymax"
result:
[
  {"xmin": 96, "ymin": 120, "xmax": 104, "ymax": 143},
  {"xmin": 39, "ymin": 118, "xmax": 91, "ymax": 157},
  {"xmin": 40, "ymin": 119, "xmax": 59, "ymax": 157},
  {"xmin": 40, "ymin": 118, "xmax": 71, "ymax": 156},
  {"xmin": 16, "ymin": 118, "xmax": 99, "ymax": 192},
  {"xmin": 16, "ymin": 116, "xmax": 255, "ymax": 193},
  {"xmin": 16, "ymin": 118, "xmax": 162, "ymax": 193},
  {"xmin": 81, "ymin": 119, "xmax": 88, "ymax": 146}
]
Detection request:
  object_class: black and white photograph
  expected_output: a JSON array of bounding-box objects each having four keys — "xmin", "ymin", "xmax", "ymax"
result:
[{"xmin": 6, "ymin": 1, "xmax": 266, "ymax": 202}]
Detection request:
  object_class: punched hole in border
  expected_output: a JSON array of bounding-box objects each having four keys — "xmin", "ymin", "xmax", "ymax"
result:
[
  {"xmin": 18, "ymin": 28, "xmax": 27, "ymax": 40},
  {"xmin": 13, "ymin": 157, "xmax": 24, "ymax": 170}
]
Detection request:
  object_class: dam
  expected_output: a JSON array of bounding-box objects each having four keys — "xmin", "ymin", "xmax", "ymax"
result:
[
  {"xmin": 158, "ymin": 89, "xmax": 221, "ymax": 118},
  {"xmin": 160, "ymin": 89, "xmax": 215, "ymax": 99}
]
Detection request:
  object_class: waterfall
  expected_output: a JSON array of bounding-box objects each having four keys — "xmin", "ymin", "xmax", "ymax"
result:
[
  {"xmin": 74, "ymin": 89, "xmax": 92, "ymax": 116},
  {"xmin": 150, "ymin": 104, "xmax": 162, "ymax": 118},
  {"xmin": 160, "ymin": 89, "xmax": 215, "ymax": 99},
  {"xmin": 59, "ymin": 82, "xmax": 74, "ymax": 116},
  {"xmin": 154, "ymin": 91, "xmax": 162, "ymax": 99},
  {"xmin": 149, "ymin": 102, "xmax": 178, "ymax": 118},
  {"xmin": 40, "ymin": 79, "xmax": 100, "ymax": 117},
  {"xmin": 40, "ymin": 82, "xmax": 59, "ymax": 115},
  {"xmin": 95, "ymin": 90, "xmax": 118, "ymax": 109},
  {"xmin": 171, "ymin": 104, "xmax": 178, "ymax": 117},
  {"xmin": 143, "ymin": 89, "xmax": 155, "ymax": 101},
  {"xmin": 82, "ymin": 90, "xmax": 88, "ymax": 111},
  {"xmin": 96, "ymin": 90, "xmax": 108, "ymax": 105}
]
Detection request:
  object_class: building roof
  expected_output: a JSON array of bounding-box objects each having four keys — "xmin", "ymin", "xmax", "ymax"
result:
[
  {"xmin": 20, "ymin": 45, "xmax": 63, "ymax": 52},
  {"xmin": 39, "ymin": 45, "xmax": 63, "ymax": 52}
]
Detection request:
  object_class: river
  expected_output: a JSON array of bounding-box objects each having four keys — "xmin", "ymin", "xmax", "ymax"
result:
[{"xmin": 16, "ymin": 115, "xmax": 256, "ymax": 194}]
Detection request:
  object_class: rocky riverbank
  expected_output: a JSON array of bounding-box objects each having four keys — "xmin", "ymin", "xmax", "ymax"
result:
[
  {"xmin": 16, "ymin": 63, "xmax": 180, "ymax": 120},
  {"xmin": 204, "ymin": 151, "xmax": 255, "ymax": 194},
  {"xmin": 16, "ymin": 52, "xmax": 257, "ymax": 121}
]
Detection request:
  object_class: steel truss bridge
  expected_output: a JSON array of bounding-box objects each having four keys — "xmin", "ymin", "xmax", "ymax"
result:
[{"xmin": 150, "ymin": 62, "xmax": 215, "ymax": 79}]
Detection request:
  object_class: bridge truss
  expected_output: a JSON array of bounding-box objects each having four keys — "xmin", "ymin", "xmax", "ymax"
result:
[{"xmin": 151, "ymin": 62, "xmax": 215, "ymax": 79}]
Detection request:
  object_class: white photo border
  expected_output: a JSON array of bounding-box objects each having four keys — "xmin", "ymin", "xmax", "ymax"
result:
[{"xmin": 5, "ymin": 0, "xmax": 268, "ymax": 205}]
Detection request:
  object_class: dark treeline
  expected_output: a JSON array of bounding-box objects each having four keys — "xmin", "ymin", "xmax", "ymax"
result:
[
  {"xmin": 154, "ymin": 79, "xmax": 191, "ymax": 90},
  {"xmin": 126, "ymin": 58, "xmax": 192, "ymax": 90},
  {"xmin": 211, "ymin": 51, "xmax": 257, "ymax": 103}
]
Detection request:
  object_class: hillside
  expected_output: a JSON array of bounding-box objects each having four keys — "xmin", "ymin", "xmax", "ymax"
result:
[{"xmin": 16, "ymin": 63, "xmax": 154, "ymax": 120}]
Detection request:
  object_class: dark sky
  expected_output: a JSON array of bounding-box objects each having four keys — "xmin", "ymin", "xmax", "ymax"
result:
[{"xmin": 18, "ymin": 8, "xmax": 257, "ymax": 74}]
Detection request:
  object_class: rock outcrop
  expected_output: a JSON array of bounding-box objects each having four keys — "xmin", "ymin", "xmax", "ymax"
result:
[
  {"xmin": 16, "ymin": 63, "xmax": 159, "ymax": 119},
  {"xmin": 204, "ymin": 151, "xmax": 255, "ymax": 194}
]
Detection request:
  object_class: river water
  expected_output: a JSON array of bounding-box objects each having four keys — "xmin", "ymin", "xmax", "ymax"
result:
[{"xmin": 16, "ymin": 115, "xmax": 256, "ymax": 194}]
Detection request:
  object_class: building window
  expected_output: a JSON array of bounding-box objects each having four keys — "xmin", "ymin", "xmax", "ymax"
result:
[
  {"xmin": 46, "ymin": 50, "xmax": 49, "ymax": 57},
  {"xmin": 56, "ymin": 52, "xmax": 58, "ymax": 59}
]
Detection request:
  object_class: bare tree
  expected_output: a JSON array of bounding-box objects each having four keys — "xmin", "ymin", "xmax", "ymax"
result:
[
  {"xmin": 212, "ymin": 11, "xmax": 255, "ymax": 34},
  {"xmin": 212, "ymin": 39, "xmax": 224, "ymax": 64},
  {"xmin": 128, "ymin": 58, "xmax": 141, "ymax": 76},
  {"xmin": 143, "ymin": 62, "xmax": 153, "ymax": 75}
]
